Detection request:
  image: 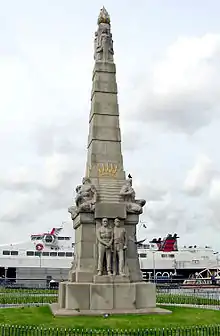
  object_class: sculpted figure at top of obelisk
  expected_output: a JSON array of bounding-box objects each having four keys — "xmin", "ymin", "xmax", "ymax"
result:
[{"xmin": 94, "ymin": 7, "xmax": 114, "ymax": 63}]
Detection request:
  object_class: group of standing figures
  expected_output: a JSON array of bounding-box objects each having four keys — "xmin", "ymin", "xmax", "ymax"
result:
[{"xmin": 96, "ymin": 217, "xmax": 127, "ymax": 276}]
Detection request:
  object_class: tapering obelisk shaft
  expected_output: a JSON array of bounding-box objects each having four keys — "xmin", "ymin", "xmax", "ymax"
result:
[{"xmin": 86, "ymin": 7, "xmax": 125, "ymax": 184}]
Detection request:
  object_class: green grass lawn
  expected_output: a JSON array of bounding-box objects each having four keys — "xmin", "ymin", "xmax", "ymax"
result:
[{"xmin": 0, "ymin": 305, "xmax": 219, "ymax": 329}]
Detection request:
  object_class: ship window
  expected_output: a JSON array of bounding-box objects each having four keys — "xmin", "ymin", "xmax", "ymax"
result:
[
  {"xmin": 138, "ymin": 253, "xmax": 147, "ymax": 258},
  {"xmin": 161, "ymin": 254, "xmax": 167, "ymax": 258},
  {"xmin": 3, "ymin": 251, "xmax": 10, "ymax": 255},
  {"xmin": 11, "ymin": 251, "xmax": 18, "ymax": 256},
  {"xmin": 169, "ymin": 254, "xmax": 175, "ymax": 258},
  {"xmin": 42, "ymin": 252, "xmax": 49, "ymax": 256},
  {"xmin": 64, "ymin": 237, "xmax": 70, "ymax": 240},
  {"xmin": 66, "ymin": 252, "xmax": 73, "ymax": 257},
  {"xmin": 58, "ymin": 237, "xmax": 64, "ymax": 240},
  {"xmin": 50, "ymin": 252, "xmax": 57, "ymax": 257},
  {"xmin": 58, "ymin": 252, "xmax": 65, "ymax": 257},
  {"xmin": 27, "ymin": 251, "xmax": 34, "ymax": 256},
  {"xmin": 35, "ymin": 252, "xmax": 42, "ymax": 256},
  {"xmin": 44, "ymin": 235, "xmax": 53, "ymax": 243},
  {"xmin": 192, "ymin": 259, "xmax": 200, "ymax": 264}
]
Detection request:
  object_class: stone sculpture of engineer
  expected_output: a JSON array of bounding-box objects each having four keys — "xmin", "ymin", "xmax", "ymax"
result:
[
  {"xmin": 96, "ymin": 217, "xmax": 113, "ymax": 276},
  {"xmin": 120, "ymin": 178, "xmax": 146, "ymax": 214},
  {"xmin": 113, "ymin": 217, "xmax": 127, "ymax": 276},
  {"xmin": 75, "ymin": 177, "xmax": 97, "ymax": 212},
  {"xmin": 68, "ymin": 177, "xmax": 97, "ymax": 220}
]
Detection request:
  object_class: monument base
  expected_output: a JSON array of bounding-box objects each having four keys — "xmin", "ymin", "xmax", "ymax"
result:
[
  {"xmin": 51, "ymin": 281, "xmax": 171, "ymax": 316},
  {"xmin": 50, "ymin": 303, "xmax": 171, "ymax": 316}
]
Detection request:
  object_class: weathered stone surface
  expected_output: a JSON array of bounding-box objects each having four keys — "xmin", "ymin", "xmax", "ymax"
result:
[
  {"xmin": 95, "ymin": 203, "xmax": 126, "ymax": 218},
  {"xmin": 113, "ymin": 218, "xmax": 127, "ymax": 276},
  {"xmin": 58, "ymin": 282, "xmax": 66, "ymax": 309},
  {"xmin": 90, "ymin": 283, "xmax": 113, "ymax": 310},
  {"xmin": 96, "ymin": 218, "xmax": 113, "ymax": 276},
  {"xmin": 68, "ymin": 212, "xmax": 96, "ymax": 281},
  {"xmin": 56, "ymin": 7, "xmax": 162, "ymax": 316},
  {"xmin": 93, "ymin": 275, "xmax": 130, "ymax": 283},
  {"xmin": 120, "ymin": 178, "xmax": 146, "ymax": 214},
  {"xmin": 135, "ymin": 282, "xmax": 156, "ymax": 309},
  {"xmin": 55, "ymin": 282, "xmax": 159, "ymax": 314},
  {"xmin": 125, "ymin": 214, "xmax": 144, "ymax": 282},
  {"xmin": 62, "ymin": 282, "xmax": 90, "ymax": 310},
  {"xmin": 94, "ymin": 7, "xmax": 114, "ymax": 63},
  {"xmin": 114, "ymin": 283, "xmax": 136, "ymax": 309},
  {"xmin": 93, "ymin": 275, "xmax": 113, "ymax": 283},
  {"xmin": 51, "ymin": 303, "xmax": 172, "ymax": 316},
  {"xmin": 68, "ymin": 178, "xmax": 97, "ymax": 220}
]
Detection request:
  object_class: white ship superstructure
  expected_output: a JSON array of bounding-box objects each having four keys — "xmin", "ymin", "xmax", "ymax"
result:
[
  {"xmin": 0, "ymin": 225, "xmax": 218, "ymax": 287},
  {"xmin": 0, "ymin": 227, "xmax": 74, "ymax": 286}
]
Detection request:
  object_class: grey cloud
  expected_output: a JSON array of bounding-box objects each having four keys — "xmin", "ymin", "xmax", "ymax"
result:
[
  {"xmin": 139, "ymin": 184, "xmax": 168, "ymax": 202},
  {"xmin": 133, "ymin": 34, "xmax": 220, "ymax": 134},
  {"xmin": 121, "ymin": 121, "xmax": 149, "ymax": 152},
  {"xmin": 144, "ymin": 185, "xmax": 168, "ymax": 201},
  {"xmin": 140, "ymin": 93, "xmax": 214, "ymax": 134},
  {"xmin": 0, "ymin": 154, "xmax": 85, "ymax": 225},
  {"xmin": 183, "ymin": 155, "xmax": 220, "ymax": 197},
  {"xmin": 31, "ymin": 117, "xmax": 87, "ymax": 157}
]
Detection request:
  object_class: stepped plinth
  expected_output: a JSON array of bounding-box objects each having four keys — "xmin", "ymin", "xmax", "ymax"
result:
[{"xmin": 50, "ymin": 7, "xmax": 170, "ymax": 316}]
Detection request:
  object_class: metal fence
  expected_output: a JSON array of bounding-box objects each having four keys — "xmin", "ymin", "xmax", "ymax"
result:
[
  {"xmin": 1, "ymin": 325, "xmax": 220, "ymax": 335},
  {"xmin": 156, "ymin": 286, "xmax": 220, "ymax": 307},
  {"xmin": 0, "ymin": 288, "xmax": 220, "ymax": 335},
  {"xmin": 1, "ymin": 286, "xmax": 220, "ymax": 308}
]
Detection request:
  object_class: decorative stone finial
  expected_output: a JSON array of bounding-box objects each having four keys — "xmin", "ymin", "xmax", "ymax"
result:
[
  {"xmin": 94, "ymin": 7, "xmax": 114, "ymax": 62},
  {"xmin": 97, "ymin": 6, "xmax": 110, "ymax": 25}
]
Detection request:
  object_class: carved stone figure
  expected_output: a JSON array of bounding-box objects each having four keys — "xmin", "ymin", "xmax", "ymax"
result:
[
  {"xmin": 68, "ymin": 259, "xmax": 77, "ymax": 281},
  {"xmin": 120, "ymin": 178, "xmax": 146, "ymax": 214},
  {"xmin": 94, "ymin": 7, "xmax": 114, "ymax": 62},
  {"xmin": 68, "ymin": 177, "xmax": 97, "ymax": 220},
  {"xmin": 113, "ymin": 218, "xmax": 127, "ymax": 276},
  {"xmin": 96, "ymin": 217, "xmax": 113, "ymax": 276}
]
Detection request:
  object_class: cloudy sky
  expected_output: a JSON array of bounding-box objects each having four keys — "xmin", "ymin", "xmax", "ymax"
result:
[{"xmin": 0, "ymin": 0, "xmax": 220, "ymax": 250}]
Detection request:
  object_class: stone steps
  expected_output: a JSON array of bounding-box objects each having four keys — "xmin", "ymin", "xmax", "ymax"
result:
[{"xmin": 96, "ymin": 179, "xmax": 125, "ymax": 203}]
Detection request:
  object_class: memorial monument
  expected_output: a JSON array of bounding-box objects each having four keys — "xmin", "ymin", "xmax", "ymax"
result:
[{"xmin": 51, "ymin": 7, "xmax": 170, "ymax": 315}]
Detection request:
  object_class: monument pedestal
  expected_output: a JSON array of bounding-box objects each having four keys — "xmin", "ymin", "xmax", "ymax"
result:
[{"xmin": 51, "ymin": 280, "xmax": 171, "ymax": 315}]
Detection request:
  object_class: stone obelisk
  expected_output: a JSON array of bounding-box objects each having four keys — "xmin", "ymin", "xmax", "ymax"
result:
[{"xmin": 51, "ymin": 7, "xmax": 169, "ymax": 315}]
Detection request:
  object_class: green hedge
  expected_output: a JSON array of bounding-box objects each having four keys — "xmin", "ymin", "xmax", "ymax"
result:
[
  {"xmin": 0, "ymin": 288, "xmax": 58, "ymax": 294},
  {"xmin": 0, "ymin": 295, "xmax": 57, "ymax": 304},
  {"xmin": 0, "ymin": 291, "xmax": 219, "ymax": 306}
]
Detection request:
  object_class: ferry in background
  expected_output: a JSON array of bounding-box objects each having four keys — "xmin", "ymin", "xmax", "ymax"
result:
[{"xmin": 0, "ymin": 224, "xmax": 218, "ymax": 287}]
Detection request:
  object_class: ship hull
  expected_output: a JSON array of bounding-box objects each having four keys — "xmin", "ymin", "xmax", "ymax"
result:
[{"xmin": 0, "ymin": 265, "xmax": 206, "ymax": 287}]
